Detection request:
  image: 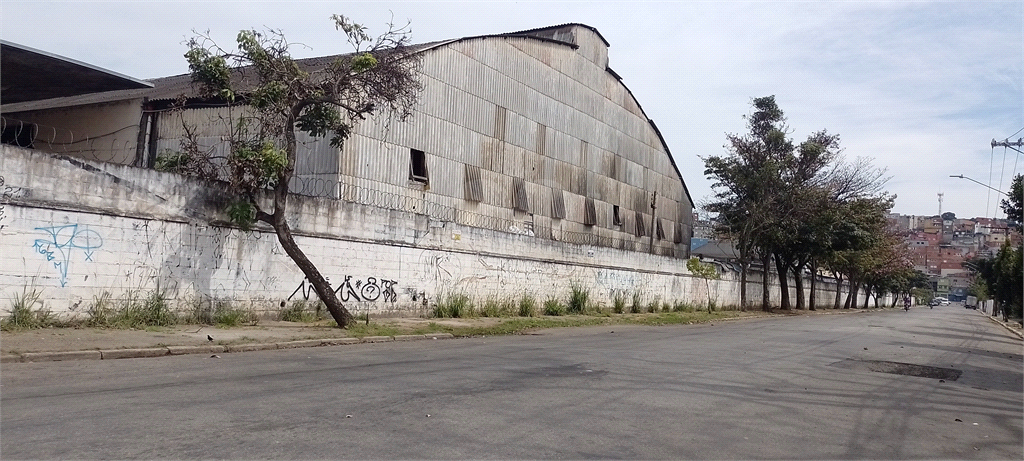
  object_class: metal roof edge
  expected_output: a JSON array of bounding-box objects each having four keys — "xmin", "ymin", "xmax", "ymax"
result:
[
  {"xmin": 1, "ymin": 40, "xmax": 153, "ymax": 89},
  {"xmin": 648, "ymin": 118, "xmax": 693, "ymax": 208}
]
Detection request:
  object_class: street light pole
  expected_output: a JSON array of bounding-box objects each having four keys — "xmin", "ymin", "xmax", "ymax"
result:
[{"xmin": 949, "ymin": 175, "xmax": 1009, "ymax": 196}]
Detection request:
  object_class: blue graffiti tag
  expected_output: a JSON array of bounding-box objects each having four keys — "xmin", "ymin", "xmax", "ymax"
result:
[{"xmin": 33, "ymin": 224, "xmax": 103, "ymax": 287}]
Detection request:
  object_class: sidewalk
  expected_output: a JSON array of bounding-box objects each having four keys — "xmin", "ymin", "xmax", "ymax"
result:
[
  {"xmin": 0, "ymin": 319, "xmax": 457, "ymax": 364},
  {"xmin": 3, "ymin": 307, "xmax": 1018, "ymax": 364},
  {"xmin": 981, "ymin": 312, "xmax": 1024, "ymax": 339}
]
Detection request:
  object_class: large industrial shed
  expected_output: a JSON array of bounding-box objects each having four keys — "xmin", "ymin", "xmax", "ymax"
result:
[
  {"xmin": 2, "ymin": 24, "xmax": 704, "ymax": 314},
  {"xmin": 4, "ymin": 24, "xmax": 694, "ymax": 257}
]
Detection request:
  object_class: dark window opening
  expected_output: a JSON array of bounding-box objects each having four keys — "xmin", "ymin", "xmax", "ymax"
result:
[
  {"xmin": 673, "ymin": 221, "xmax": 686, "ymax": 244},
  {"xmin": 410, "ymin": 149, "xmax": 428, "ymax": 183},
  {"xmin": 584, "ymin": 198, "xmax": 597, "ymax": 226},
  {"xmin": 551, "ymin": 188, "xmax": 566, "ymax": 219},
  {"xmin": 465, "ymin": 165, "xmax": 483, "ymax": 201},
  {"xmin": 634, "ymin": 211, "xmax": 646, "ymax": 237},
  {"xmin": 1, "ymin": 118, "xmax": 37, "ymax": 148},
  {"xmin": 512, "ymin": 177, "xmax": 530, "ymax": 213},
  {"xmin": 612, "ymin": 205, "xmax": 622, "ymax": 226},
  {"xmin": 656, "ymin": 219, "xmax": 665, "ymax": 240}
]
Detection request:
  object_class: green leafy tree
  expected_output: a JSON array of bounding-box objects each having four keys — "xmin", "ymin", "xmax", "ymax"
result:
[
  {"xmin": 704, "ymin": 96, "xmax": 892, "ymax": 311},
  {"xmin": 176, "ymin": 16, "xmax": 423, "ymax": 327},
  {"xmin": 1000, "ymin": 174, "xmax": 1022, "ymax": 226},
  {"xmin": 996, "ymin": 173, "xmax": 1023, "ymax": 320},
  {"xmin": 703, "ymin": 96, "xmax": 792, "ymax": 311},
  {"xmin": 991, "ymin": 242, "xmax": 1022, "ymax": 321},
  {"xmin": 687, "ymin": 257, "xmax": 720, "ymax": 313}
]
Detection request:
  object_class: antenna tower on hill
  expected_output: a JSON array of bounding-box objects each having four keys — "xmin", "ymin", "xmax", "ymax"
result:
[{"xmin": 937, "ymin": 192, "xmax": 943, "ymax": 217}]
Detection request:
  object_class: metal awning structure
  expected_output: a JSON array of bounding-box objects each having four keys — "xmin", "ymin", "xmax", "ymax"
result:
[{"xmin": 0, "ymin": 40, "xmax": 152, "ymax": 105}]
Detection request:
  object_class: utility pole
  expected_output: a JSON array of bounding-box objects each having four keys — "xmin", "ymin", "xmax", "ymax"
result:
[
  {"xmin": 991, "ymin": 138, "xmax": 1023, "ymax": 148},
  {"xmin": 648, "ymin": 191, "xmax": 657, "ymax": 254}
]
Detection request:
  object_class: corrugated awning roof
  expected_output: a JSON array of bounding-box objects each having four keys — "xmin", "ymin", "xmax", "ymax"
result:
[{"xmin": 0, "ymin": 40, "xmax": 152, "ymax": 105}]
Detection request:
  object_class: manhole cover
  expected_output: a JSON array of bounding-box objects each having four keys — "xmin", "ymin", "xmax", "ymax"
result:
[{"xmin": 831, "ymin": 359, "xmax": 962, "ymax": 381}]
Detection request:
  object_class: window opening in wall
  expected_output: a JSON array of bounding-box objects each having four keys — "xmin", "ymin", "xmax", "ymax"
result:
[
  {"xmin": 656, "ymin": 219, "xmax": 665, "ymax": 240},
  {"xmin": 1, "ymin": 117, "xmax": 37, "ymax": 148},
  {"xmin": 551, "ymin": 188, "xmax": 566, "ymax": 219},
  {"xmin": 584, "ymin": 198, "xmax": 597, "ymax": 226},
  {"xmin": 673, "ymin": 221, "xmax": 686, "ymax": 244},
  {"xmin": 465, "ymin": 165, "xmax": 483, "ymax": 202},
  {"xmin": 512, "ymin": 177, "xmax": 530, "ymax": 213},
  {"xmin": 634, "ymin": 210, "xmax": 646, "ymax": 237},
  {"xmin": 612, "ymin": 205, "xmax": 622, "ymax": 226},
  {"xmin": 410, "ymin": 149, "xmax": 428, "ymax": 184}
]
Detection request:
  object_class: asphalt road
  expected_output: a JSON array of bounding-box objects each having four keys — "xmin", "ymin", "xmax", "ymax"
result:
[{"xmin": 2, "ymin": 306, "xmax": 1021, "ymax": 459}]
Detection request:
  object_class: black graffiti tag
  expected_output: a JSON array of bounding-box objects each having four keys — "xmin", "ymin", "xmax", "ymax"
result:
[{"xmin": 288, "ymin": 275, "xmax": 399, "ymax": 303}]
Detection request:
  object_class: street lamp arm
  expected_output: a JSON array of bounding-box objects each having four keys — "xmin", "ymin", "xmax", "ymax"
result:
[{"xmin": 949, "ymin": 174, "xmax": 1009, "ymax": 196}]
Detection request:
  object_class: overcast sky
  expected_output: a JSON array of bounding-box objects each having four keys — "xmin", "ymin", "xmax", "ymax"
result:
[{"xmin": 3, "ymin": 1, "xmax": 1022, "ymax": 220}]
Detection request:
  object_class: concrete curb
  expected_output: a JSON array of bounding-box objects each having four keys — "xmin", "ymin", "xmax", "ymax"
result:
[
  {"xmin": 4, "ymin": 333, "xmax": 456, "ymax": 364},
  {"xmin": 321, "ymin": 338, "xmax": 360, "ymax": 346},
  {"xmin": 21, "ymin": 350, "xmax": 102, "ymax": 362},
  {"xmin": 360, "ymin": 336, "xmax": 393, "ymax": 343},
  {"xmin": 167, "ymin": 345, "xmax": 226, "ymax": 355},
  {"xmin": 985, "ymin": 315, "xmax": 1024, "ymax": 339},
  {"xmin": 100, "ymin": 348, "xmax": 169, "ymax": 360}
]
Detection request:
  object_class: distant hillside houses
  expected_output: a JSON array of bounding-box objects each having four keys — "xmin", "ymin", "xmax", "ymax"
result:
[{"xmin": 888, "ymin": 213, "xmax": 1020, "ymax": 301}]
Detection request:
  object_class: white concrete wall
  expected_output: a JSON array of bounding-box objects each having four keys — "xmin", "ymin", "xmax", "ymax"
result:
[{"xmin": 1, "ymin": 146, "xmax": 857, "ymax": 317}]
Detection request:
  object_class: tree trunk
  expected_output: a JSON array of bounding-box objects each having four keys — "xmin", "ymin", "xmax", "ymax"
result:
[
  {"xmin": 761, "ymin": 253, "xmax": 772, "ymax": 312},
  {"xmin": 739, "ymin": 262, "xmax": 748, "ymax": 311},
  {"xmin": 844, "ymin": 277, "xmax": 858, "ymax": 309},
  {"xmin": 833, "ymin": 273, "xmax": 843, "ymax": 309},
  {"xmin": 272, "ymin": 217, "xmax": 354, "ymax": 328},
  {"xmin": 862, "ymin": 284, "xmax": 871, "ymax": 309},
  {"xmin": 808, "ymin": 260, "xmax": 817, "ymax": 311},
  {"xmin": 794, "ymin": 263, "xmax": 805, "ymax": 310},
  {"xmin": 273, "ymin": 115, "xmax": 354, "ymax": 328},
  {"xmin": 705, "ymin": 279, "xmax": 713, "ymax": 314},
  {"xmin": 775, "ymin": 254, "xmax": 791, "ymax": 310}
]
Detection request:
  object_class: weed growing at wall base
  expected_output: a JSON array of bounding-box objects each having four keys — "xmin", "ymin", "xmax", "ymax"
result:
[
  {"xmin": 212, "ymin": 301, "xmax": 259, "ymax": 326},
  {"xmin": 543, "ymin": 297, "xmax": 565, "ymax": 316},
  {"xmin": 433, "ymin": 293, "xmax": 474, "ymax": 318},
  {"xmin": 612, "ymin": 292, "xmax": 626, "ymax": 314},
  {"xmin": 1, "ymin": 287, "xmax": 56, "ymax": 331},
  {"xmin": 280, "ymin": 300, "xmax": 325, "ymax": 322},
  {"xmin": 481, "ymin": 296, "xmax": 515, "ymax": 317},
  {"xmin": 567, "ymin": 281, "xmax": 590, "ymax": 314},
  {"xmin": 111, "ymin": 290, "xmax": 178, "ymax": 328},
  {"xmin": 518, "ymin": 293, "xmax": 538, "ymax": 317},
  {"xmin": 630, "ymin": 291, "xmax": 643, "ymax": 314}
]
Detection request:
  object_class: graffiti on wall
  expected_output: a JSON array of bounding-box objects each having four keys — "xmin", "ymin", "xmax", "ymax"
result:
[
  {"xmin": 32, "ymin": 224, "xmax": 103, "ymax": 287},
  {"xmin": 288, "ymin": 275, "xmax": 398, "ymax": 303},
  {"xmin": 0, "ymin": 176, "xmax": 13, "ymax": 230}
]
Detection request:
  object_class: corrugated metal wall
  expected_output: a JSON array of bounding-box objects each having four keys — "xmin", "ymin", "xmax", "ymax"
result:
[{"xmin": 158, "ymin": 25, "xmax": 692, "ymax": 256}]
